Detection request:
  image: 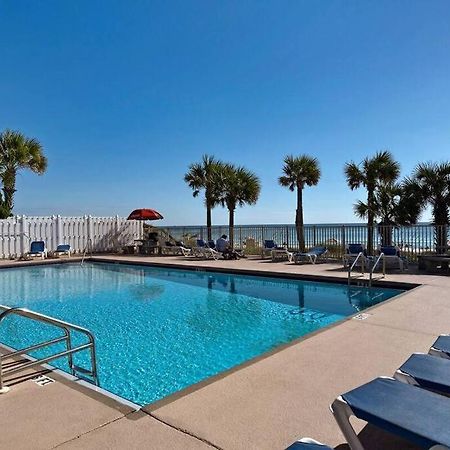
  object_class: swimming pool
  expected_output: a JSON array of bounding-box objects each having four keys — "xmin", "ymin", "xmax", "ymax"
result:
[{"xmin": 0, "ymin": 262, "xmax": 403, "ymax": 405}]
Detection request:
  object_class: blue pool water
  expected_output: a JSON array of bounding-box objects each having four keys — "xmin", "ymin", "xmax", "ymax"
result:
[{"xmin": 0, "ymin": 263, "xmax": 403, "ymax": 405}]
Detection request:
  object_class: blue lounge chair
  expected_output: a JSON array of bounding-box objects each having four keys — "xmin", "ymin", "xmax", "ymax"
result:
[
  {"xmin": 55, "ymin": 244, "xmax": 71, "ymax": 257},
  {"xmin": 161, "ymin": 241, "xmax": 191, "ymax": 256},
  {"xmin": 331, "ymin": 377, "xmax": 450, "ymax": 449},
  {"xmin": 261, "ymin": 239, "xmax": 283, "ymax": 258},
  {"xmin": 294, "ymin": 246, "xmax": 328, "ymax": 265},
  {"xmin": 286, "ymin": 438, "xmax": 332, "ymax": 449},
  {"xmin": 395, "ymin": 353, "xmax": 450, "ymax": 395},
  {"xmin": 342, "ymin": 244, "xmax": 369, "ymax": 269},
  {"xmin": 193, "ymin": 239, "xmax": 219, "ymax": 260},
  {"xmin": 430, "ymin": 335, "xmax": 450, "ymax": 359},
  {"xmin": 378, "ymin": 245, "xmax": 408, "ymax": 271},
  {"xmin": 28, "ymin": 241, "xmax": 47, "ymax": 259}
]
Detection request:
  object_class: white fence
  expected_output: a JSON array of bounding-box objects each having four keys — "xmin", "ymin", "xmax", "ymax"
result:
[{"xmin": 0, "ymin": 216, "xmax": 143, "ymax": 258}]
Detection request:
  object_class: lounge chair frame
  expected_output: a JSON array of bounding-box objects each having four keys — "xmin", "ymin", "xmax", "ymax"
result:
[
  {"xmin": 429, "ymin": 334, "xmax": 450, "ymax": 359},
  {"xmin": 294, "ymin": 247, "xmax": 328, "ymax": 265},
  {"xmin": 28, "ymin": 241, "xmax": 48, "ymax": 260},
  {"xmin": 192, "ymin": 246, "xmax": 219, "ymax": 260},
  {"xmin": 54, "ymin": 245, "xmax": 71, "ymax": 257},
  {"xmin": 161, "ymin": 245, "xmax": 192, "ymax": 257},
  {"xmin": 271, "ymin": 249, "xmax": 293, "ymax": 262},
  {"xmin": 330, "ymin": 376, "xmax": 450, "ymax": 450}
]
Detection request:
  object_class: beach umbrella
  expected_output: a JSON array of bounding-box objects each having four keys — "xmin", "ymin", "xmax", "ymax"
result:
[{"xmin": 127, "ymin": 209, "xmax": 164, "ymax": 221}]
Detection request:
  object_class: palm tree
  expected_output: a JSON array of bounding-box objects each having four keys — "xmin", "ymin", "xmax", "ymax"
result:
[
  {"xmin": 402, "ymin": 162, "xmax": 450, "ymax": 253},
  {"xmin": 0, "ymin": 129, "xmax": 47, "ymax": 219},
  {"xmin": 218, "ymin": 164, "xmax": 261, "ymax": 247},
  {"xmin": 353, "ymin": 182, "xmax": 416, "ymax": 246},
  {"xmin": 184, "ymin": 155, "xmax": 222, "ymax": 240},
  {"xmin": 344, "ymin": 151, "xmax": 400, "ymax": 254},
  {"xmin": 279, "ymin": 155, "xmax": 321, "ymax": 251}
]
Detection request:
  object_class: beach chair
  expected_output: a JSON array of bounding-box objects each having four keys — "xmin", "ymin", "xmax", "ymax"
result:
[
  {"xmin": 193, "ymin": 239, "xmax": 219, "ymax": 260},
  {"xmin": 294, "ymin": 246, "xmax": 328, "ymax": 264},
  {"xmin": 161, "ymin": 241, "xmax": 191, "ymax": 256},
  {"xmin": 378, "ymin": 245, "xmax": 408, "ymax": 271},
  {"xmin": 394, "ymin": 353, "xmax": 450, "ymax": 396},
  {"xmin": 28, "ymin": 241, "xmax": 47, "ymax": 259},
  {"xmin": 331, "ymin": 377, "xmax": 450, "ymax": 449},
  {"xmin": 261, "ymin": 239, "xmax": 283, "ymax": 258},
  {"xmin": 286, "ymin": 438, "xmax": 332, "ymax": 449},
  {"xmin": 54, "ymin": 244, "xmax": 71, "ymax": 257},
  {"xmin": 430, "ymin": 335, "xmax": 450, "ymax": 359},
  {"xmin": 342, "ymin": 244, "xmax": 369, "ymax": 269},
  {"xmin": 271, "ymin": 248, "xmax": 294, "ymax": 262}
]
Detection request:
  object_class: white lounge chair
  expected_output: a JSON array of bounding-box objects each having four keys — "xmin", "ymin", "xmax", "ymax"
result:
[
  {"xmin": 161, "ymin": 241, "xmax": 192, "ymax": 256},
  {"xmin": 378, "ymin": 245, "xmax": 408, "ymax": 271},
  {"xmin": 286, "ymin": 438, "xmax": 332, "ymax": 449},
  {"xmin": 192, "ymin": 239, "xmax": 220, "ymax": 260},
  {"xmin": 331, "ymin": 376, "xmax": 450, "ymax": 449},
  {"xmin": 429, "ymin": 334, "xmax": 450, "ymax": 359},
  {"xmin": 28, "ymin": 241, "xmax": 47, "ymax": 259},
  {"xmin": 294, "ymin": 246, "xmax": 328, "ymax": 264},
  {"xmin": 54, "ymin": 244, "xmax": 71, "ymax": 257},
  {"xmin": 342, "ymin": 244, "xmax": 370, "ymax": 269},
  {"xmin": 394, "ymin": 352, "xmax": 450, "ymax": 396},
  {"xmin": 271, "ymin": 248, "xmax": 294, "ymax": 262},
  {"xmin": 262, "ymin": 239, "xmax": 284, "ymax": 259}
]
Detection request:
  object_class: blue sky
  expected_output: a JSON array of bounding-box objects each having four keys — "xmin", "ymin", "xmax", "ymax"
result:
[{"xmin": 1, "ymin": 0, "xmax": 449, "ymax": 225}]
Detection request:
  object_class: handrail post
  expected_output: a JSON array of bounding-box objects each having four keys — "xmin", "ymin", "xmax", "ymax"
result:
[
  {"xmin": 64, "ymin": 327, "xmax": 75, "ymax": 376},
  {"xmin": 0, "ymin": 354, "xmax": 10, "ymax": 393},
  {"xmin": 0, "ymin": 305, "xmax": 99, "ymax": 392}
]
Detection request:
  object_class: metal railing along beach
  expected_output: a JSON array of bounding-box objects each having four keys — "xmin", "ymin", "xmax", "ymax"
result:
[{"xmin": 159, "ymin": 223, "xmax": 449, "ymax": 261}]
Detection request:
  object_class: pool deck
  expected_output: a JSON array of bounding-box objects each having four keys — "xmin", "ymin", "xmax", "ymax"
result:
[{"xmin": 1, "ymin": 255, "xmax": 449, "ymax": 449}]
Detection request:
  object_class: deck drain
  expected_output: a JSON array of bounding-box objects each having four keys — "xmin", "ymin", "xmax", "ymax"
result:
[
  {"xmin": 353, "ymin": 313, "xmax": 371, "ymax": 321},
  {"xmin": 32, "ymin": 375, "xmax": 55, "ymax": 386}
]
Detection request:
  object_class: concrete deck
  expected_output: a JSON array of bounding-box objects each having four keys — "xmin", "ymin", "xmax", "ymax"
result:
[{"xmin": 1, "ymin": 255, "xmax": 449, "ymax": 449}]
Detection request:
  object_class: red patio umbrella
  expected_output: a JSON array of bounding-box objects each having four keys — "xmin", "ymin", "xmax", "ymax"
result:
[{"xmin": 127, "ymin": 209, "xmax": 164, "ymax": 221}]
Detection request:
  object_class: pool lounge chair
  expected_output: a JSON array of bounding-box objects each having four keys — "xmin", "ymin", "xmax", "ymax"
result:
[
  {"xmin": 430, "ymin": 335, "xmax": 450, "ymax": 359},
  {"xmin": 261, "ymin": 240, "xmax": 283, "ymax": 258},
  {"xmin": 342, "ymin": 244, "xmax": 369, "ymax": 269},
  {"xmin": 161, "ymin": 241, "xmax": 191, "ymax": 256},
  {"xmin": 192, "ymin": 239, "xmax": 220, "ymax": 260},
  {"xmin": 286, "ymin": 438, "xmax": 332, "ymax": 449},
  {"xmin": 331, "ymin": 376, "xmax": 450, "ymax": 449},
  {"xmin": 378, "ymin": 245, "xmax": 408, "ymax": 271},
  {"xmin": 54, "ymin": 244, "xmax": 71, "ymax": 257},
  {"xmin": 294, "ymin": 246, "xmax": 328, "ymax": 265},
  {"xmin": 28, "ymin": 241, "xmax": 47, "ymax": 259},
  {"xmin": 271, "ymin": 248, "xmax": 294, "ymax": 262},
  {"xmin": 394, "ymin": 352, "xmax": 450, "ymax": 396}
]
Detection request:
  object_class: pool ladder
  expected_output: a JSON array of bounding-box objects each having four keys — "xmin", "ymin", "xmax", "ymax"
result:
[
  {"xmin": 81, "ymin": 238, "xmax": 93, "ymax": 266},
  {"xmin": 0, "ymin": 305, "xmax": 99, "ymax": 393},
  {"xmin": 347, "ymin": 252, "xmax": 386, "ymax": 287}
]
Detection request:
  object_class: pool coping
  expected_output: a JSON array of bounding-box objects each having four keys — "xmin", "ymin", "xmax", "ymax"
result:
[
  {"xmin": 91, "ymin": 256, "xmax": 421, "ymax": 291},
  {"xmin": 0, "ymin": 256, "xmax": 421, "ymax": 413}
]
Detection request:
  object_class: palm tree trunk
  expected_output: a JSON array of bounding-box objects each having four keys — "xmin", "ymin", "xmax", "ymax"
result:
[
  {"xmin": 367, "ymin": 189, "xmax": 375, "ymax": 254},
  {"xmin": 228, "ymin": 208, "xmax": 235, "ymax": 248},
  {"xmin": 296, "ymin": 187, "xmax": 305, "ymax": 251},
  {"xmin": 433, "ymin": 203, "xmax": 449, "ymax": 253},
  {"xmin": 1, "ymin": 169, "xmax": 16, "ymax": 218},
  {"xmin": 378, "ymin": 221, "xmax": 393, "ymax": 246},
  {"xmin": 206, "ymin": 203, "xmax": 212, "ymax": 241}
]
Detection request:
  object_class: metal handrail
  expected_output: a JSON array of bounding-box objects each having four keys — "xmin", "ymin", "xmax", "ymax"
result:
[
  {"xmin": 347, "ymin": 252, "xmax": 365, "ymax": 285},
  {"xmin": 369, "ymin": 252, "xmax": 386, "ymax": 287},
  {"xmin": 81, "ymin": 238, "xmax": 93, "ymax": 266},
  {"xmin": 0, "ymin": 305, "xmax": 98, "ymax": 393}
]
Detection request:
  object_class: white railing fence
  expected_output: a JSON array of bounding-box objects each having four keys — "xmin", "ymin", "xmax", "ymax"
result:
[{"xmin": 0, "ymin": 216, "xmax": 143, "ymax": 258}]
